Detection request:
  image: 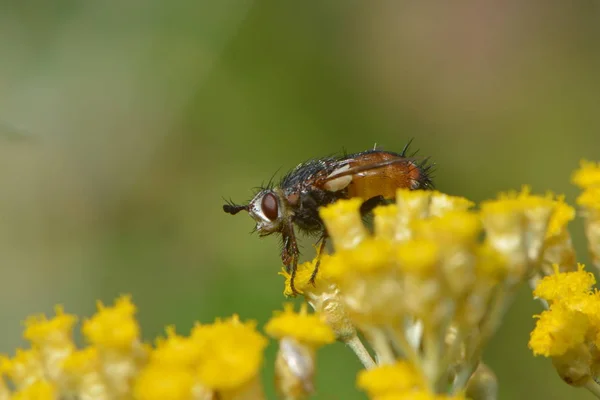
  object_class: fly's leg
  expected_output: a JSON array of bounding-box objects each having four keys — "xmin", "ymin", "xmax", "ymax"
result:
[
  {"xmin": 309, "ymin": 234, "xmax": 328, "ymax": 285},
  {"xmin": 360, "ymin": 195, "xmax": 386, "ymax": 215},
  {"xmin": 282, "ymin": 225, "xmax": 300, "ymax": 295}
]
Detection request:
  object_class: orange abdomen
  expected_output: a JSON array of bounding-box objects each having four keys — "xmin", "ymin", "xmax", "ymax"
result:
[{"xmin": 346, "ymin": 152, "xmax": 419, "ymax": 200}]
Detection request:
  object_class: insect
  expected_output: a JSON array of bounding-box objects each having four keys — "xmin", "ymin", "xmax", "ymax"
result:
[{"xmin": 223, "ymin": 141, "xmax": 434, "ymax": 294}]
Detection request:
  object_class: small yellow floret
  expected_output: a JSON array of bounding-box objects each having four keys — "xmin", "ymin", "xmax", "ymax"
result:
[
  {"xmin": 577, "ymin": 187, "xmax": 600, "ymax": 211},
  {"xmin": 320, "ymin": 198, "xmax": 367, "ymax": 250},
  {"xmin": 265, "ymin": 303, "xmax": 335, "ymax": 347},
  {"xmin": 82, "ymin": 295, "xmax": 140, "ymax": 350},
  {"xmin": 356, "ymin": 361, "xmax": 424, "ymax": 396},
  {"xmin": 413, "ymin": 211, "xmax": 481, "ymax": 245},
  {"xmin": 319, "ymin": 197, "xmax": 363, "ymax": 218},
  {"xmin": 395, "ymin": 189, "xmax": 432, "ymax": 215},
  {"xmin": 546, "ymin": 196, "xmax": 575, "ymax": 238},
  {"xmin": 2, "ymin": 348, "xmax": 44, "ymax": 387},
  {"xmin": 62, "ymin": 347, "xmax": 98, "ymax": 375},
  {"xmin": 280, "ymin": 255, "xmax": 327, "ymax": 297},
  {"xmin": 484, "ymin": 186, "xmax": 554, "ymax": 213},
  {"xmin": 429, "ymin": 191, "xmax": 475, "ymax": 216},
  {"xmin": 134, "ymin": 363, "xmax": 195, "ymax": 400},
  {"xmin": 533, "ymin": 264, "xmax": 595, "ymax": 302},
  {"xmin": 396, "ymin": 239, "xmax": 440, "ymax": 277},
  {"xmin": 572, "ymin": 160, "xmax": 600, "ymax": 189},
  {"xmin": 344, "ymin": 238, "xmax": 393, "ymax": 273},
  {"xmin": 529, "ymin": 304, "xmax": 589, "ymax": 357},
  {"xmin": 374, "ymin": 204, "xmax": 398, "ymax": 239},
  {"xmin": 23, "ymin": 306, "xmax": 77, "ymax": 346},
  {"xmin": 474, "ymin": 244, "xmax": 507, "ymax": 281},
  {"xmin": 194, "ymin": 315, "xmax": 267, "ymax": 391},
  {"xmin": 151, "ymin": 326, "xmax": 203, "ymax": 367},
  {"xmin": 11, "ymin": 380, "xmax": 56, "ymax": 400}
]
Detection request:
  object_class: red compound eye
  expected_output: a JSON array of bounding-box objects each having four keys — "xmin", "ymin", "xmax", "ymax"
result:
[{"xmin": 261, "ymin": 192, "xmax": 279, "ymax": 221}]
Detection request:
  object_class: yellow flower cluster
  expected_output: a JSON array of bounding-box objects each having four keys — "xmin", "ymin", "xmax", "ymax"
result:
[
  {"xmin": 0, "ymin": 297, "xmax": 333, "ymax": 400},
  {"xmin": 5, "ymin": 159, "xmax": 600, "ymax": 399},
  {"xmin": 573, "ymin": 160, "xmax": 600, "ymax": 269},
  {"xmin": 529, "ymin": 264, "xmax": 600, "ymax": 388},
  {"xmin": 280, "ymin": 186, "xmax": 571, "ymax": 398},
  {"xmin": 523, "ymin": 160, "xmax": 600, "ymax": 396}
]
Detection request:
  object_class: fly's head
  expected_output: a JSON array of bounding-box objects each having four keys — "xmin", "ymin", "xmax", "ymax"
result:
[{"xmin": 223, "ymin": 188, "xmax": 290, "ymax": 236}]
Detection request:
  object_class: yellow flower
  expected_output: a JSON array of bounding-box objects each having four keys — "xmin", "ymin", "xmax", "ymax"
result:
[
  {"xmin": 572, "ymin": 160, "xmax": 600, "ymax": 189},
  {"xmin": 474, "ymin": 244, "xmax": 507, "ymax": 282},
  {"xmin": 533, "ymin": 264, "xmax": 595, "ymax": 303},
  {"xmin": 395, "ymin": 239, "xmax": 440, "ymax": 278},
  {"xmin": 11, "ymin": 380, "xmax": 56, "ymax": 400},
  {"xmin": 23, "ymin": 306, "xmax": 77, "ymax": 347},
  {"xmin": 320, "ymin": 198, "xmax": 367, "ymax": 250},
  {"xmin": 428, "ymin": 191, "xmax": 475, "ymax": 216},
  {"xmin": 343, "ymin": 238, "xmax": 394, "ymax": 275},
  {"xmin": 395, "ymin": 189, "xmax": 433, "ymax": 216},
  {"xmin": 529, "ymin": 304, "xmax": 589, "ymax": 357},
  {"xmin": 151, "ymin": 326, "xmax": 204, "ymax": 367},
  {"xmin": 194, "ymin": 315, "xmax": 267, "ymax": 391},
  {"xmin": 374, "ymin": 204, "xmax": 399, "ymax": 239},
  {"xmin": 356, "ymin": 361, "xmax": 425, "ymax": 397},
  {"xmin": 280, "ymin": 262, "xmax": 314, "ymax": 297},
  {"xmin": 62, "ymin": 347, "xmax": 98, "ymax": 372},
  {"xmin": 265, "ymin": 303, "xmax": 335, "ymax": 347},
  {"xmin": 412, "ymin": 211, "xmax": 481, "ymax": 245},
  {"xmin": 394, "ymin": 189, "xmax": 433, "ymax": 241},
  {"xmin": 134, "ymin": 363, "xmax": 195, "ymax": 400},
  {"xmin": 1, "ymin": 348, "xmax": 45, "ymax": 390},
  {"xmin": 546, "ymin": 196, "xmax": 575, "ymax": 238},
  {"xmin": 82, "ymin": 295, "xmax": 140, "ymax": 350},
  {"xmin": 577, "ymin": 187, "xmax": 600, "ymax": 211}
]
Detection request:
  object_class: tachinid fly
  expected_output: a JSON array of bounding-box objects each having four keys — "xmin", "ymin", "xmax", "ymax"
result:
[{"xmin": 223, "ymin": 141, "xmax": 434, "ymax": 294}]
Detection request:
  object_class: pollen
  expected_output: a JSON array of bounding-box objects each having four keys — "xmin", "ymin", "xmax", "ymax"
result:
[
  {"xmin": 533, "ymin": 264, "xmax": 596, "ymax": 302},
  {"xmin": 529, "ymin": 304, "xmax": 589, "ymax": 357},
  {"xmin": 356, "ymin": 361, "xmax": 425, "ymax": 397},
  {"xmin": 265, "ymin": 303, "xmax": 335, "ymax": 347},
  {"xmin": 82, "ymin": 295, "xmax": 140, "ymax": 350},
  {"xmin": 194, "ymin": 315, "xmax": 267, "ymax": 391},
  {"xmin": 572, "ymin": 160, "xmax": 600, "ymax": 189}
]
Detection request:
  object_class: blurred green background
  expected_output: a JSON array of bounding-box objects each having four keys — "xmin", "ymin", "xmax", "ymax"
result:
[{"xmin": 1, "ymin": 1, "xmax": 599, "ymax": 399}]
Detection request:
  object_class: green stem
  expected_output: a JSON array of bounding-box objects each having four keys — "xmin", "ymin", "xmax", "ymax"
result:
[
  {"xmin": 386, "ymin": 325, "xmax": 422, "ymax": 371},
  {"xmin": 345, "ymin": 335, "xmax": 376, "ymax": 369},
  {"xmin": 584, "ymin": 379, "xmax": 600, "ymax": 398},
  {"xmin": 363, "ymin": 326, "xmax": 396, "ymax": 365}
]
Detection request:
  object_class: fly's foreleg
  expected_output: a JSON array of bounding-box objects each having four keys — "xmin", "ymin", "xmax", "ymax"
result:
[
  {"xmin": 282, "ymin": 226, "xmax": 300, "ymax": 295},
  {"xmin": 309, "ymin": 233, "xmax": 328, "ymax": 285}
]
